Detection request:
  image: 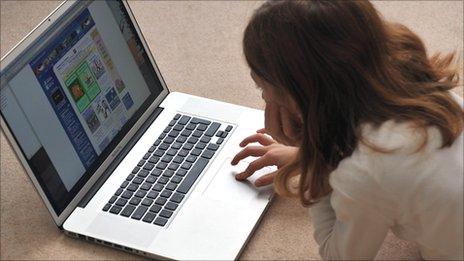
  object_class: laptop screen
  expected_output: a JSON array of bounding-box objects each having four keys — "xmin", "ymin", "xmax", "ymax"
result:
[{"xmin": 0, "ymin": 1, "xmax": 165, "ymax": 215}]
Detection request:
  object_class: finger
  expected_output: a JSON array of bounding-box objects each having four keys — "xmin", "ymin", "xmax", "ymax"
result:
[
  {"xmin": 255, "ymin": 171, "xmax": 277, "ymax": 187},
  {"xmin": 231, "ymin": 146, "xmax": 267, "ymax": 165},
  {"xmin": 235, "ymin": 156, "xmax": 272, "ymax": 180},
  {"xmin": 256, "ymin": 128, "xmax": 266, "ymax": 134},
  {"xmin": 239, "ymin": 133, "xmax": 275, "ymax": 147}
]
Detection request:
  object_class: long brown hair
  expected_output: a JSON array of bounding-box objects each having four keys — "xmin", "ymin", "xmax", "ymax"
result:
[{"xmin": 243, "ymin": 0, "xmax": 463, "ymax": 206}]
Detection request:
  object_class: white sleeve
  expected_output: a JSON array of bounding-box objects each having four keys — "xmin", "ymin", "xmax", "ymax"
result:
[{"xmin": 309, "ymin": 190, "xmax": 391, "ymax": 260}]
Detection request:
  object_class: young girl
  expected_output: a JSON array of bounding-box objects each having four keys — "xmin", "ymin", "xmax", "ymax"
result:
[{"xmin": 231, "ymin": 1, "xmax": 463, "ymax": 259}]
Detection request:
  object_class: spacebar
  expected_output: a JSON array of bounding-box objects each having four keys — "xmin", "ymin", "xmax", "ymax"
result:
[{"xmin": 177, "ymin": 158, "xmax": 209, "ymax": 194}]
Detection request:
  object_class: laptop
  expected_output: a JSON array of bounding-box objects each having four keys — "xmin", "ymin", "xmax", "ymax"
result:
[{"xmin": 0, "ymin": 0, "xmax": 274, "ymax": 259}]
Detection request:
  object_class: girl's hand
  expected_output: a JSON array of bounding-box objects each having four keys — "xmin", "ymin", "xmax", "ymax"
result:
[
  {"xmin": 264, "ymin": 101, "xmax": 303, "ymax": 146},
  {"xmin": 231, "ymin": 131, "xmax": 298, "ymax": 187}
]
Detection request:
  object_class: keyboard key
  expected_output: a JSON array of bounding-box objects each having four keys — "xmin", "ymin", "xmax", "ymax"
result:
[
  {"xmin": 159, "ymin": 143, "xmax": 169, "ymax": 150},
  {"xmin": 173, "ymin": 124, "xmax": 184, "ymax": 131},
  {"xmin": 195, "ymin": 142, "xmax": 206, "ymax": 150},
  {"xmin": 147, "ymin": 191, "xmax": 159, "ymax": 199},
  {"xmin": 154, "ymin": 217, "xmax": 168, "ymax": 226},
  {"xmin": 146, "ymin": 176, "xmax": 157, "ymax": 184},
  {"xmin": 121, "ymin": 190, "xmax": 133, "ymax": 199},
  {"xmin": 148, "ymin": 146, "xmax": 156, "ymax": 153},
  {"xmin": 155, "ymin": 197, "xmax": 167, "ymax": 206},
  {"xmin": 137, "ymin": 170, "xmax": 149, "ymax": 178},
  {"xmin": 131, "ymin": 206, "xmax": 148, "ymax": 220},
  {"xmin": 168, "ymin": 120, "xmax": 176, "ymax": 126},
  {"xmin": 183, "ymin": 143, "xmax": 193, "ymax": 150},
  {"xmin": 166, "ymin": 182, "xmax": 177, "ymax": 191},
  {"xmin": 115, "ymin": 198, "xmax": 128, "ymax": 207},
  {"xmin": 192, "ymin": 130, "xmax": 202, "ymax": 138},
  {"xmin": 120, "ymin": 205, "xmax": 136, "ymax": 217},
  {"xmin": 187, "ymin": 137, "xmax": 198, "ymax": 144},
  {"xmin": 174, "ymin": 113, "xmax": 181, "ymax": 120},
  {"xmin": 176, "ymin": 136, "xmax": 187, "ymax": 143},
  {"xmin": 103, "ymin": 203, "xmax": 111, "ymax": 211},
  {"xmin": 129, "ymin": 197, "xmax": 141, "ymax": 205},
  {"xmin": 156, "ymin": 162, "xmax": 168, "ymax": 170},
  {"xmin": 160, "ymin": 190, "xmax": 172, "ymax": 198},
  {"xmin": 137, "ymin": 160, "xmax": 145, "ymax": 167},
  {"xmin": 143, "ymin": 153, "xmax": 151, "ymax": 160},
  {"xmin": 151, "ymin": 169, "xmax": 162, "ymax": 177},
  {"xmin": 161, "ymin": 170, "xmax": 173, "ymax": 178},
  {"xmin": 149, "ymin": 204, "xmax": 162, "ymax": 213},
  {"xmin": 126, "ymin": 174, "xmax": 135, "ymax": 181},
  {"xmin": 216, "ymin": 131, "xmax": 224, "ymax": 137},
  {"xmin": 140, "ymin": 182, "xmax": 152, "ymax": 191},
  {"xmin": 178, "ymin": 149, "xmax": 189, "ymax": 157},
  {"xmin": 181, "ymin": 162, "xmax": 192, "ymax": 170},
  {"xmin": 132, "ymin": 166, "xmax": 140, "ymax": 174},
  {"xmin": 216, "ymin": 138, "xmax": 224, "ymax": 145},
  {"xmin": 200, "ymin": 136, "xmax": 211, "ymax": 143},
  {"xmin": 178, "ymin": 115, "xmax": 191, "ymax": 125},
  {"xmin": 191, "ymin": 117, "xmax": 211, "ymax": 125},
  {"xmin": 201, "ymin": 149, "xmax": 215, "ymax": 159},
  {"xmin": 177, "ymin": 158, "xmax": 209, "ymax": 194},
  {"xmin": 109, "ymin": 195, "xmax": 117, "ymax": 204},
  {"xmin": 141, "ymin": 198, "xmax": 154, "ymax": 206},
  {"xmin": 157, "ymin": 177, "xmax": 169, "ymax": 184},
  {"xmin": 197, "ymin": 124, "xmax": 207, "ymax": 131},
  {"xmin": 152, "ymin": 184, "xmax": 164, "ymax": 192},
  {"xmin": 168, "ymin": 130, "xmax": 179, "ymax": 138},
  {"xmin": 142, "ymin": 212, "xmax": 156, "ymax": 223},
  {"xmin": 135, "ymin": 190, "xmax": 147, "ymax": 198},
  {"xmin": 132, "ymin": 177, "xmax": 143, "ymax": 185},
  {"xmin": 168, "ymin": 163, "xmax": 180, "ymax": 171},
  {"xmin": 163, "ymin": 127, "xmax": 171, "ymax": 133},
  {"xmin": 173, "ymin": 156, "xmax": 184, "ymax": 164},
  {"xmin": 176, "ymin": 169, "xmax": 187, "ymax": 177},
  {"xmin": 185, "ymin": 123, "xmax": 196, "ymax": 130},
  {"xmin": 171, "ymin": 175, "xmax": 183, "ymax": 184},
  {"xmin": 220, "ymin": 131, "xmax": 228, "ymax": 138},
  {"xmin": 205, "ymin": 122, "xmax": 221, "ymax": 137},
  {"xmin": 181, "ymin": 130, "xmax": 192, "ymax": 137},
  {"xmin": 164, "ymin": 137, "xmax": 174, "ymax": 144},
  {"xmin": 110, "ymin": 205, "xmax": 122, "ymax": 214},
  {"xmin": 171, "ymin": 142, "xmax": 182, "ymax": 150},
  {"xmin": 161, "ymin": 155, "xmax": 173, "ymax": 163},
  {"xmin": 154, "ymin": 139, "xmax": 162, "ymax": 146},
  {"xmin": 153, "ymin": 150, "xmax": 164, "ymax": 157},
  {"xmin": 148, "ymin": 156, "xmax": 160, "ymax": 164},
  {"xmin": 115, "ymin": 188, "xmax": 123, "ymax": 196},
  {"xmin": 207, "ymin": 143, "xmax": 219, "ymax": 151},
  {"xmin": 165, "ymin": 202, "xmax": 178, "ymax": 211},
  {"xmin": 159, "ymin": 209, "xmax": 173, "ymax": 219},
  {"xmin": 166, "ymin": 149, "xmax": 177, "ymax": 156},
  {"xmin": 191, "ymin": 149, "xmax": 201, "ymax": 156},
  {"xmin": 225, "ymin": 125, "xmax": 233, "ymax": 132},
  {"xmin": 127, "ymin": 183, "xmax": 138, "ymax": 192},
  {"xmin": 171, "ymin": 193, "xmax": 185, "ymax": 203}
]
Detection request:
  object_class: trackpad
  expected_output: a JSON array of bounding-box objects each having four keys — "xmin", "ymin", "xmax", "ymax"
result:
[{"xmin": 203, "ymin": 158, "xmax": 274, "ymax": 205}]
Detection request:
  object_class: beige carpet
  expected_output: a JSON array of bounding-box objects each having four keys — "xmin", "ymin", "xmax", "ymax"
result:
[{"xmin": 1, "ymin": 1, "xmax": 462, "ymax": 260}]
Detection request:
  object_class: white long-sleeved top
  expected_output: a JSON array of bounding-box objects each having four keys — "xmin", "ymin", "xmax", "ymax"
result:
[{"xmin": 309, "ymin": 94, "xmax": 463, "ymax": 260}]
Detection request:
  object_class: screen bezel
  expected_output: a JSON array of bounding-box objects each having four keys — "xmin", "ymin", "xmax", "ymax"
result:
[{"xmin": 0, "ymin": 0, "xmax": 170, "ymax": 226}]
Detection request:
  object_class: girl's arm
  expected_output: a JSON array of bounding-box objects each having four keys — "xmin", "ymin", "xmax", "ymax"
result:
[{"xmin": 310, "ymin": 190, "xmax": 391, "ymax": 260}]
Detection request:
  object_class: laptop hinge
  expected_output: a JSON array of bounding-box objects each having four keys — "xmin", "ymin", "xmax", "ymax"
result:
[{"xmin": 77, "ymin": 106, "xmax": 164, "ymax": 208}]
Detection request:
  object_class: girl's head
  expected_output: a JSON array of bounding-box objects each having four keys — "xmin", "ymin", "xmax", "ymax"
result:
[{"xmin": 243, "ymin": 0, "xmax": 463, "ymax": 205}]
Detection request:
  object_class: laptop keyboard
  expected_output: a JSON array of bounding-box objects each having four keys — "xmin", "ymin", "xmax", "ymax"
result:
[{"xmin": 102, "ymin": 113, "xmax": 233, "ymax": 227}]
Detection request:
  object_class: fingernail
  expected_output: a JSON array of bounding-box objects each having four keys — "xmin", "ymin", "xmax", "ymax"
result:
[{"xmin": 255, "ymin": 180, "xmax": 262, "ymax": 186}]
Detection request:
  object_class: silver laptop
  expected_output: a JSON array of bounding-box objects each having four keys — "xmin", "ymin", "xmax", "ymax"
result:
[{"xmin": 0, "ymin": 0, "xmax": 274, "ymax": 259}]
